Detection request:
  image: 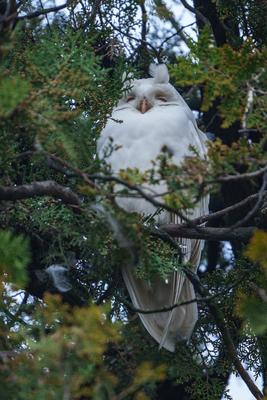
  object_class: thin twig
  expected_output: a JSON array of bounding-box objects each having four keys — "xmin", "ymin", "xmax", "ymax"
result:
[
  {"xmin": 89, "ymin": 173, "xmax": 191, "ymax": 224},
  {"xmin": 183, "ymin": 190, "xmax": 267, "ymax": 227},
  {"xmin": 159, "ymin": 22, "xmax": 196, "ymax": 48},
  {"xmin": 120, "ymin": 272, "xmax": 246, "ymax": 314},
  {"xmin": 122, "ymin": 296, "xmax": 198, "ymax": 314},
  {"xmin": 47, "ymin": 153, "xmax": 97, "ymax": 188},
  {"xmin": 217, "ymin": 165, "xmax": 267, "ymax": 182},
  {"xmin": 108, "ymin": 20, "xmax": 159, "ymax": 57},
  {"xmin": 154, "ymin": 0, "xmax": 191, "ymax": 46},
  {"xmin": 229, "ymin": 171, "xmax": 267, "ymax": 229}
]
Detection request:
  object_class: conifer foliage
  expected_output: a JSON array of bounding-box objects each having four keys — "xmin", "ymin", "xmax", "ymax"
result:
[{"xmin": 0, "ymin": 1, "xmax": 266, "ymax": 399}]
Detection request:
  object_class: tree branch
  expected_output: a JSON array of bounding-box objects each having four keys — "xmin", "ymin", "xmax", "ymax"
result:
[
  {"xmin": 185, "ymin": 270, "xmax": 264, "ymax": 400},
  {"xmin": 180, "ymin": 0, "xmax": 211, "ymax": 26},
  {"xmin": 17, "ymin": 2, "xmax": 68, "ymax": 21},
  {"xmin": 15, "ymin": 152, "xmax": 265, "ymax": 242},
  {"xmin": 89, "ymin": 173, "xmax": 191, "ymax": 224},
  {"xmin": 184, "ymin": 190, "xmax": 267, "ymax": 227},
  {"xmin": 154, "ymin": 0, "xmax": 191, "ymax": 46},
  {"xmin": 159, "ymin": 224, "xmax": 255, "ymax": 241},
  {"xmin": 11, "ymin": 152, "xmax": 267, "ymax": 234},
  {"xmin": 218, "ymin": 165, "xmax": 267, "ymax": 183},
  {"xmin": 121, "ymin": 296, "xmax": 199, "ymax": 314},
  {"xmin": 229, "ymin": 171, "xmax": 267, "ymax": 229},
  {"xmin": 47, "ymin": 153, "xmax": 97, "ymax": 188},
  {"xmin": 0, "ymin": 181, "xmax": 81, "ymax": 205},
  {"xmin": 120, "ymin": 271, "xmax": 246, "ymax": 314}
]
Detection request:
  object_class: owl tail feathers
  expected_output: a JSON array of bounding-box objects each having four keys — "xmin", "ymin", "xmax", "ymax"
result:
[
  {"xmin": 122, "ymin": 265, "xmax": 198, "ymax": 352},
  {"xmin": 150, "ymin": 281, "xmax": 198, "ymax": 352},
  {"xmin": 160, "ymin": 280, "xmax": 198, "ymax": 351}
]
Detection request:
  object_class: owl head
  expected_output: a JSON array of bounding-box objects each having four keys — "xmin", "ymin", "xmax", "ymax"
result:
[{"xmin": 116, "ymin": 64, "xmax": 186, "ymax": 114}]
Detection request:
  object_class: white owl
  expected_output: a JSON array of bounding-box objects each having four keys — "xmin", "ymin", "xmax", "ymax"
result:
[{"xmin": 97, "ymin": 64, "xmax": 209, "ymax": 352}]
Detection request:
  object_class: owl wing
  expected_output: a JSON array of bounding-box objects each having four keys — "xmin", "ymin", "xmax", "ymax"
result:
[
  {"xmin": 122, "ymin": 195, "xmax": 208, "ymax": 352},
  {"xmin": 97, "ymin": 107, "xmax": 209, "ymax": 352}
]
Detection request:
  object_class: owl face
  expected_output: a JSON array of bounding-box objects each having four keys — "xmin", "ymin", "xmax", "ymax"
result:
[
  {"xmin": 116, "ymin": 64, "xmax": 182, "ymax": 114},
  {"xmin": 117, "ymin": 80, "xmax": 180, "ymax": 113}
]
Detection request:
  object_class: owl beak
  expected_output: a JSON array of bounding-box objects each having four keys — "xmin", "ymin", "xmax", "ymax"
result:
[{"xmin": 138, "ymin": 98, "xmax": 152, "ymax": 113}]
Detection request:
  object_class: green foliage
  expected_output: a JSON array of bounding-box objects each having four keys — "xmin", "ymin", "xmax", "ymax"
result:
[
  {"xmin": 207, "ymin": 138, "xmax": 266, "ymax": 181},
  {"xmin": 245, "ymin": 230, "xmax": 267, "ymax": 271},
  {"xmin": 0, "ymin": 230, "xmax": 30, "ymax": 286},
  {"xmin": 238, "ymin": 297, "xmax": 267, "ymax": 335},
  {"xmin": 171, "ymin": 29, "xmax": 267, "ymax": 129},
  {"xmin": 0, "ymin": 25, "xmax": 125, "ymax": 177},
  {"xmin": 235, "ymin": 231, "xmax": 267, "ymax": 336},
  {"xmin": 0, "ymin": 290, "xmax": 166, "ymax": 400},
  {"xmin": 0, "ymin": 76, "xmax": 30, "ymax": 117},
  {"xmin": 137, "ymin": 236, "xmax": 179, "ymax": 281}
]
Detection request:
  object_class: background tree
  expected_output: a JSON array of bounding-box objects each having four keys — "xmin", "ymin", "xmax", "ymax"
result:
[{"xmin": 0, "ymin": 0, "xmax": 266, "ymax": 399}]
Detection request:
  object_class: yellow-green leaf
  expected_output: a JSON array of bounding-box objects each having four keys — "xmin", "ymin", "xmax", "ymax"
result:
[{"xmin": 245, "ymin": 230, "xmax": 267, "ymax": 272}]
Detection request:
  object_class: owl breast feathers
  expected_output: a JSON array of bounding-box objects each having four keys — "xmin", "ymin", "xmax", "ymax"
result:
[{"xmin": 97, "ymin": 64, "xmax": 209, "ymax": 352}]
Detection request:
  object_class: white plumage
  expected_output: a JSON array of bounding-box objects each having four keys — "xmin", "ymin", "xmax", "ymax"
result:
[{"xmin": 97, "ymin": 64, "xmax": 209, "ymax": 351}]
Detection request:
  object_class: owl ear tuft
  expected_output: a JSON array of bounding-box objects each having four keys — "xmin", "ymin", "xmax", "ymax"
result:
[{"xmin": 149, "ymin": 64, "xmax": 169, "ymax": 84}]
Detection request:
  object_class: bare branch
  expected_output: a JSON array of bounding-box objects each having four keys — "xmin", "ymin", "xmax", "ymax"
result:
[
  {"xmin": 185, "ymin": 190, "xmax": 267, "ymax": 226},
  {"xmin": 159, "ymin": 22, "xmax": 196, "ymax": 48},
  {"xmin": 43, "ymin": 159, "xmax": 264, "ymax": 240},
  {"xmin": 121, "ymin": 296, "xmax": 199, "ymax": 314},
  {"xmin": 90, "ymin": 0, "xmax": 102, "ymax": 24},
  {"xmin": 89, "ymin": 173, "xmax": 191, "ymax": 224},
  {"xmin": 154, "ymin": 0, "xmax": 191, "ymax": 46},
  {"xmin": 229, "ymin": 171, "xmax": 267, "ymax": 229},
  {"xmin": 47, "ymin": 153, "xmax": 97, "ymax": 188},
  {"xmin": 180, "ymin": 0, "xmax": 211, "ymax": 26},
  {"xmin": 139, "ymin": 0, "xmax": 147, "ymax": 43},
  {"xmin": 120, "ymin": 272, "xmax": 246, "ymax": 314},
  {"xmin": 218, "ymin": 165, "xmax": 267, "ymax": 183},
  {"xmin": 0, "ymin": 181, "xmax": 81, "ymax": 205},
  {"xmin": 17, "ymin": 2, "xmax": 68, "ymax": 21},
  {"xmin": 108, "ymin": 21, "xmax": 159, "ymax": 58},
  {"xmin": 159, "ymin": 224, "xmax": 255, "ymax": 241}
]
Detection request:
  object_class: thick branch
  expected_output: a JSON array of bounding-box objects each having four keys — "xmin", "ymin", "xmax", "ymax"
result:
[
  {"xmin": 180, "ymin": 0, "xmax": 210, "ymax": 26},
  {"xmin": 0, "ymin": 181, "xmax": 80, "ymax": 205},
  {"xmin": 159, "ymin": 224, "xmax": 255, "ymax": 241}
]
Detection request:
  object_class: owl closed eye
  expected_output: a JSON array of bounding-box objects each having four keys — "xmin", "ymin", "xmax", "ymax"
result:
[{"xmin": 121, "ymin": 82, "xmax": 176, "ymax": 114}]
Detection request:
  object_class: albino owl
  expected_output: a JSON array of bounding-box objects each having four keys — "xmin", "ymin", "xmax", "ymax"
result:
[{"xmin": 97, "ymin": 64, "xmax": 209, "ymax": 352}]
